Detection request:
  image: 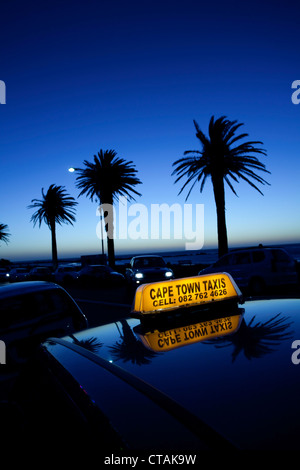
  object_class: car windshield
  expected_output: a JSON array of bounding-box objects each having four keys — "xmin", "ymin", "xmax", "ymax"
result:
[{"xmin": 133, "ymin": 257, "xmax": 166, "ymax": 268}]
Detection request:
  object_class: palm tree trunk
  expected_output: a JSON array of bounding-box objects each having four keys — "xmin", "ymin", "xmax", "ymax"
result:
[
  {"xmin": 50, "ymin": 220, "xmax": 58, "ymax": 269},
  {"xmin": 107, "ymin": 236, "xmax": 115, "ymax": 268},
  {"xmin": 103, "ymin": 200, "xmax": 115, "ymax": 268},
  {"xmin": 212, "ymin": 176, "xmax": 228, "ymax": 258}
]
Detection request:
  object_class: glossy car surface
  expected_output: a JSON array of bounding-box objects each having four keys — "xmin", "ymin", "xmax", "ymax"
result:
[
  {"xmin": 126, "ymin": 255, "xmax": 174, "ymax": 287},
  {"xmin": 12, "ymin": 281, "xmax": 300, "ymax": 449},
  {"xmin": 0, "ymin": 281, "xmax": 88, "ymax": 366}
]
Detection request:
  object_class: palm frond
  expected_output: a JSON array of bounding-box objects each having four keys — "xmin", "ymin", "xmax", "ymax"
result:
[
  {"xmin": 28, "ymin": 184, "xmax": 78, "ymax": 228},
  {"xmin": 0, "ymin": 223, "xmax": 10, "ymax": 245},
  {"xmin": 75, "ymin": 149, "xmax": 142, "ymax": 205},
  {"xmin": 173, "ymin": 115, "xmax": 270, "ymax": 200}
]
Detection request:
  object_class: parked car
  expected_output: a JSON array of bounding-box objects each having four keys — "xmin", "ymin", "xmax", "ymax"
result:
[
  {"xmin": 126, "ymin": 255, "xmax": 174, "ymax": 289},
  {"xmin": 8, "ymin": 267, "xmax": 30, "ymax": 283},
  {"xmin": 8, "ymin": 272, "xmax": 300, "ymax": 449},
  {"xmin": 77, "ymin": 264, "xmax": 125, "ymax": 286},
  {"xmin": 199, "ymin": 246, "xmax": 298, "ymax": 294},
  {"xmin": 0, "ymin": 268, "xmax": 10, "ymax": 283},
  {"xmin": 29, "ymin": 266, "xmax": 53, "ymax": 281},
  {"xmin": 54, "ymin": 264, "xmax": 81, "ymax": 285},
  {"xmin": 0, "ymin": 281, "xmax": 88, "ymax": 367}
]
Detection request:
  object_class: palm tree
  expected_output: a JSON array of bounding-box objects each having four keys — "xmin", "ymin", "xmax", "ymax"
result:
[
  {"xmin": 75, "ymin": 149, "xmax": 142, "ymax": 267},
  {"xmin": 0, "ymin": 223, "xmax": 10, "ymax": 245},
  {"xmin": 108, "ymin": 319, "xmax": 158, "ymax": 365},
  {"xmin": 28, "ymin": 184, "xmax": 78, "ymax": 269},
  {"xmin": 172, "ymin": 116, "xmax": 270, "ymax": 257}
]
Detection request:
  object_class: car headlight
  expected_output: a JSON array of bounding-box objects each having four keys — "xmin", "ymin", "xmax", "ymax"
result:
[
  {"xmin": 5, "ymin": 273, "xmax": 10, "ymax": 277},
  {"xmin": 165, "ymin": 271, "xmax": 173, "ymax": 278},
  {"xmin": 135, "ymin": 273, "xmax": 144, "ymax": 279}
]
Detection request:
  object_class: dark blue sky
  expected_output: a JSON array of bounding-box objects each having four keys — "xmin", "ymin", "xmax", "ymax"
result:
[{"xmin": 1, "ymin": 0, "xmax": 299, "ymax": 261}]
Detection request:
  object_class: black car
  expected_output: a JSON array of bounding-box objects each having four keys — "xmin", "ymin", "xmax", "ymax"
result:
[
  {"xmin": 8, "ymin": 267, "xmax": 30, "ymax": 283},
  {"xmin": 0, "ymin": 268, "xmax": 10, "ymax": 283},
  {"xmin": 126, "ymin": 255, "xmax": 174, "ymax": 289},
  {"xmin": 8, "ymin": 272, "xmax": 300, "ymax": 450},
  {"xmin": 0, "ymin": 281, "xmax": 88, "ymax": 367},
  {"xmin": 29, "ymin": 266, "xmax": 53, "ymax": 281},
  {"xmin": 199, "ymin": 246, "xmax": 298, "ymax": 294},
  {"xmin": 77, "ymin": 264, "xmax": 125, "ymax": 286}
]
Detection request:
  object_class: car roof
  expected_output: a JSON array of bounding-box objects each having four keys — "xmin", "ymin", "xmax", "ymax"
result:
[
  {"xmin": 82, "ymin": 264, "xmax": 108, "ymax": 267},
  {"xmin": 0, "ymin": 281, "xmax": 62, "ymax": 299},
  {"xmin": 31, "ymin": 266, "xmax": 51, "ymax": 269},
  {"xmin": 44, "ymin": 296, "xmax": 300, "ymax": 449},
  {"xmin": 229, "ymin": 246, "xmax": 286, "ymax": 253},
  {"xmin": 132, "ymin": 255, "xmax": 164, "ymax": 259}
]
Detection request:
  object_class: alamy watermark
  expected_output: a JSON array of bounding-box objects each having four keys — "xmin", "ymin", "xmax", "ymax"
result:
[
  {"xmin": 291, "ymin": 340, "xmax": 300, "ymax": 365},
  {"xmin": 0, "ymin": 80, "xmax": 6, "ymax": 104},
  {"xmin": 291, "ymin": 80, "xmax": 300, "ymax": 104},
  {"xmin": 96, "ymin": 197, "xmax": 204, "ymax": 250}
]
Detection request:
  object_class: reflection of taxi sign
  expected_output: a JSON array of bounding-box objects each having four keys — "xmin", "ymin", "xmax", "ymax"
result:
[
  {"xmin": 137, "ymin": 314, "xmax": 242, "ymax": 352},
  {"xmin": 131, "ymin": 272, "xmax": 243, "ymax": 316}
]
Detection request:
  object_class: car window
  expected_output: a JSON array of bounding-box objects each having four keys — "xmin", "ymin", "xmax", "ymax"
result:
[
  {"xmin": 252, "ymin": 251, "xmax": 266, "ymax": 263},
  {"xmin": 0, "ymin": 295, "xmax": 32, "ymax": 327},
  {"xmin": 39, "ymin": 290, "xmax": 79, "ymax": 318},
  {"xmin": 214, "ymin": 255, "xmax": 232, "ymax": 267},
  {"xmin": 233, "ymin": 252, "xmax": 251, "ymax": 265},
  {"xmin": 271, "ymin": 249, "xmax": 290, "ymax": 262},
  {"xmin": 133, "ymin": 259, "xmax": 143, "ymax": 268},
  {"xmin": 0, "ymin": 290, "xmax": 78, "ymax": 329},
  {"xmin": 134, "ymin": 257, "xmax": 166, "ymax": 268}
]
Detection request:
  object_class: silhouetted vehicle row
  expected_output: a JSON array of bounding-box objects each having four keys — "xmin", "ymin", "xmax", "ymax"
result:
[
  {"xmin": 1, "ymin": 263, "xmax": 126, "ymax": 288},
  {"xmin": 3, "ymin": 266, "xmax": 52, "ymax": 283}
]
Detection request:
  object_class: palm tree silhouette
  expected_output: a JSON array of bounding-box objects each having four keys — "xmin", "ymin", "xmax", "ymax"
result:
[
  {"xmin": 0, "ymin": 223, "xmax": 10, "ymax": 245},
  {"xmin": 75, "ymin": 149, "xmax": 142, "ymax": 267},
  {"xmin": 206, "ymin": 313, "xmax": 294, "ymax": 362},
  {"xmin": 28, "ymin": 184, "xmax": 78, "ymax": 269},
  {"xmin": 172, "ymin": 116, "xmax": 270, "ymax": 257},
  {"xmin": 69, "ymin": 335, "xmax": 103, "ymax": 352},
  {"xmin": 108, "ymin": 319, "xmax": 158, "ymax": 365}
]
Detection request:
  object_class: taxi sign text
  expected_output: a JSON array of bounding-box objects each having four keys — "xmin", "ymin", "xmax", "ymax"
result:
[
  {"xmin": 132, "ymin": 273, "xmax": 242, "ymax": 315},
  {"xmin": 139, "ymin": 315, "xmax": 241, "ymax": 352}
]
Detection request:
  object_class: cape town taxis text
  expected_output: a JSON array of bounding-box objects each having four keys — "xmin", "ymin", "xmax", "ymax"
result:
[{"xmin": 149, "ymin": 277, "xmax": 227, "ymax": 307}]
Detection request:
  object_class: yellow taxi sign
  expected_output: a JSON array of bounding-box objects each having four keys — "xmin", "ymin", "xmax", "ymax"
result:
[
  {"xmin": 137, "ymin": 314, "xmax": 242, "ymax": 352},
  {"xmin": 131, "ymin": 272, "xmax": 243, "ymax": 315}
]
